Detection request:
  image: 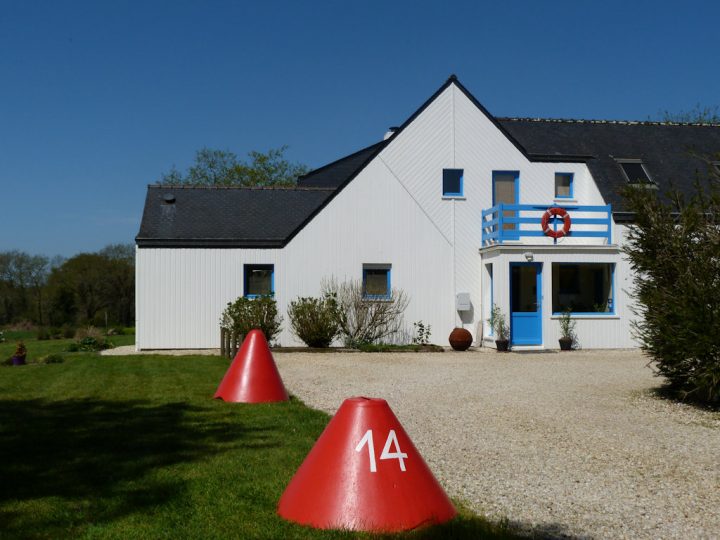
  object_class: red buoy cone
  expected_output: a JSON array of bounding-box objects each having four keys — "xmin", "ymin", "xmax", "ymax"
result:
[
  {"xmin": 278, "ymin": 397, "xmax": 456, "ymax": 532},
  {"xmin": 214, "ymin": 329, "xmax": 289, "ymax": 403}
]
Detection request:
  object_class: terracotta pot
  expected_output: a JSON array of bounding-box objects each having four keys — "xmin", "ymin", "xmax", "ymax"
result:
[
  {"xmin": 495, "ymin": 339, "xmax": 510, "ymax": 352},
  {"xmin": 448, "ymin": 328, "xmax": 473, "ymax": 351},
  {"xmin": 559, "ymin": 337, "xmax": 573, "ymax": 351}
]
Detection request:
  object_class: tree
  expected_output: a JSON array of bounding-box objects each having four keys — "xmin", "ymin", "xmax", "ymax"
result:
[
  {"xmin": 160, "ymin": 146, "xmax": 308, "ymax": 187},
  {"xmin": 622, "ymin": 165, "xmax": 720, "ymax": 405},
  {"xmin": 0, "ymin": 251, "xmax": 49, "ymax": 324},
  {"xmin": 659, "ymin": 104, "xmax": 720, "ymax": 124}
]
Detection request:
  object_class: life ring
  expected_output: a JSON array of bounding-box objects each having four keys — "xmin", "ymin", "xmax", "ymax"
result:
[{"xmin": 541, "ymin": 207, "xmax": 571, "ymax": 238}]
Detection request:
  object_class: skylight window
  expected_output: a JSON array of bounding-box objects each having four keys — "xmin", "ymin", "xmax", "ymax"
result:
[{"xmin": 616, "ymin": 159, "xmax": 653, "ymax": 185}]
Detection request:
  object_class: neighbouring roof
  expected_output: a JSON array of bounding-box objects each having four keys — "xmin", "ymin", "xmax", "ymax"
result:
[
  {"xmin": 499, "ymin": 118, "xmax": 720, "ymax": 210},
  {"xmin": 137, "ymin": 76, "xmax": 720, "ymax": 248}
]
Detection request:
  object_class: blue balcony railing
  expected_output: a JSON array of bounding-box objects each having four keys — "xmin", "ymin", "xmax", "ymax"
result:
[{"xmin": 481, "ymin": 203, "xmax": 612, "ymax": 246}]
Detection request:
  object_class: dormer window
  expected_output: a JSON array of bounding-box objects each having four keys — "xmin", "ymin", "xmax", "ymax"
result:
[{"xmin": 616, "ymin": 159, "xmax": 653, "ymax": 185}]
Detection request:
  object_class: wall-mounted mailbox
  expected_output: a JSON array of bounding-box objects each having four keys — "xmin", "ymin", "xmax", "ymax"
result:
[{"xmin": 456, "ymin": 293, "xmax": 471, "ymax": 311}]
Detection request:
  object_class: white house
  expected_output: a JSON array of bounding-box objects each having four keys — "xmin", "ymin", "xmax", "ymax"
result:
[{"xmin": 135, "ymin": 76, "xmax": 720, "ymax": 350}]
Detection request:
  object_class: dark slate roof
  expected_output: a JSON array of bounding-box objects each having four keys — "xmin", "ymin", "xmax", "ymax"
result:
[
  {"xmin": 137, "ymin": 76, "xmax": 720, "ymax": 247},
  {"xmin": 136, "ymin": 185, "xmax": 335, "ymax": 248},
  {"xmin": 298, "ymin": 141, "xmax": 385, "ymax": 188},
  {"xmin": 499, "ymin": 118, "xmax": 720, "ymax": 211}
]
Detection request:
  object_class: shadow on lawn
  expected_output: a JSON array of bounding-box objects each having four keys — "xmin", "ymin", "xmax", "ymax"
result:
[{"xmin": 0, "ymin": 398, "xmax": 277, "ymax": 532}]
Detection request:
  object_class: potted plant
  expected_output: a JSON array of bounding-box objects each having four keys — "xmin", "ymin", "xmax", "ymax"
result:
[
  {"xmin": 12, "ymin": 341, "xmax": 27, "ymax": 366},
  {"xmin": 558, "ymin": 308, "xmax": 576, "ymax": 351},
  {"xmin": 488, "ymin": 304, "xmax": 510, "ymax": 352}
]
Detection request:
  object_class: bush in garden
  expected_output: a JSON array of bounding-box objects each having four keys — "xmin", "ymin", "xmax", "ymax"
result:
[
  {"xmin": 322, "ymin": 278, "xmax": 410, "ymax": 348},
  {"xmin": 622, "ymin": 175, "xmax": 720, "ymax": 406},
  {"xmin": 220, "ymin": 295, "xmax": 282, "ymax": 344},
  {"xmin": 287, "ymin": 294, "xmax": 340, "ymax": 347}
]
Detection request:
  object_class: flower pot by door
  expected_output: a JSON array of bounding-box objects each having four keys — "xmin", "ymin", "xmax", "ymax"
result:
[
  {"xmin": 495, "ymin": 339, "xmax": 510, "ymax": 352},
  {"xmin": 559, "ymin": 338, "xmax": 573, "ymax": 351}
]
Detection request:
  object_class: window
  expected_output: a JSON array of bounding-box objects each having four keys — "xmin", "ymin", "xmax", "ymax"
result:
[
  {"xmin": 552, "ymin": 263, "xmax": 614, "ymax": 314},
  {"xmin": 362, "ymin": 264, "xmax": 391, "ymax": 299},
  {"xmin": 442, "ymin": 169, "xmax": 463, "ymax": 197},
  {"xmin": 493, "ymin": 171, "xmax": 519, "ymax": 238},
  {"xmin": 555, "ymin": 173, "xmax": 573, "ymax": 198},
  {"xmin": 616, "ymin": 159, "xmax": 653, "ymax": 185},
  {"xmin": 244, "ymin": 264, "xmax": 274, "ymax": 297}
]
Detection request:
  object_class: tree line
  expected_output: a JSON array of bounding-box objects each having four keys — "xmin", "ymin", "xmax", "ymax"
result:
[{"xmin": 0, "ymin": 244, "xmax": 134, "ymax": 328}]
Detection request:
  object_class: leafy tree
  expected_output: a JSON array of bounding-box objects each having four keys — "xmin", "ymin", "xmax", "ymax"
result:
[
  {"xmin": 287, "ymin": 294, "xmax": 340, "ymax": 347},
  {"xmin": 0, "ymin": 251, "xmax": 49, "ymax": 324},
  {"xmin": 160, "ymin": 146, "xmax": 308, "ymax": 187},
  {"xmin": 622, "ymin": 162, "xmax": 720, "ymax": 405}
]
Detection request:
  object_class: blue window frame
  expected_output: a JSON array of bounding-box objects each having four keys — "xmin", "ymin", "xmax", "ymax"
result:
[
  {"xmin": 442, "ymin": 169, "xmax": 463, "ymax": 197},
  {"xmin": 551, "ymin": 263, "xmax": 615, "ymax": 315},
  {"xmin": 362, "ymin": 264, "xmax": 391, "ymax": 299},
  {"xmin": 555, "ymin": 172, "xmax": 574, "ymax": 199},
  {"xmin": 244, "ymin": 264, "xmax": 274, "ymax": 297}
]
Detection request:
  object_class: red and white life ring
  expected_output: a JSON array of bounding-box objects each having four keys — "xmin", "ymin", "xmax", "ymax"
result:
[{"xmin": 541, "ymin": 207, "xmax": 571, "ymax": 239}]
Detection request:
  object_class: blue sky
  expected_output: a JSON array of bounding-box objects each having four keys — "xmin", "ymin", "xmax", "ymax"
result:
[{"xmin": 3, "ymin": 0, "xmax": 719, "ymax": 257}]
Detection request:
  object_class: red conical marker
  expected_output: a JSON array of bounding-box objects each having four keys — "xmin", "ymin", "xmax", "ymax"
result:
[
  {"xmin": 278, "ymin": 397, "xmax": 456, "ymax": 532},
  {"xmin": 214, "ymin": 329, "xmax": 289, "ymax": 403}
]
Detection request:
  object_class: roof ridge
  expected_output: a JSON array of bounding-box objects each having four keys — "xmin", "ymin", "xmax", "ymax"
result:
[
  {"xmin": 147, "ymin": 184, "xmax": 336, "ymax": 191},
  {"xmin": 498, "ymin": 117, "xmax": 720, "ymax": 127}
]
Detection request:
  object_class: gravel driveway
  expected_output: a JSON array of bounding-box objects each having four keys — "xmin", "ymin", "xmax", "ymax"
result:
[{"xmin": 274, "ymin": 349, "xmax": 720, "ymax": 539}]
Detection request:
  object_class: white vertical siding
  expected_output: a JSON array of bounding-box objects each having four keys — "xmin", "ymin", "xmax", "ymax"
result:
[{"xmin": 136, "ymin": 81, "xmax": 640, "ymax": 350}]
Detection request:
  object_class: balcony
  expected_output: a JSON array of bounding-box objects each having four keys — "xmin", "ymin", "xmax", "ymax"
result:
[{"xmin": 481, "ymin": 203, "xmax": 613, "ymax": 246}]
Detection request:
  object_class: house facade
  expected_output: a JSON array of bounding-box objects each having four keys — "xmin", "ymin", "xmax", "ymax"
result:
[{"xmin": 135, "ymin": 76, "xmax": 720, "ymax": 350}]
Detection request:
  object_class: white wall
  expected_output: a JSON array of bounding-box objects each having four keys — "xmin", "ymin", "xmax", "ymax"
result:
[{"xmin": 136, "ymin": 82, "xmax": 638, "ymax": 350}]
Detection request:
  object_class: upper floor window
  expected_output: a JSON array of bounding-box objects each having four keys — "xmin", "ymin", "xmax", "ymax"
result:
[
  {"xmin": 616, "ymin": 159, "xmax": 653, "ymax": 185},
  {"xmin": 442, "ymin": 169, "xmax": 463, "ymax": 197},
  {"xmin": 244, "ymin": 264, "xmax": 274, "ymax": 297},
  {"xmin": 362, "ymin": 264, "xmax": 391, "ymax": 299},
  {"xmin": 555, "ymin": 173, "xmax": 574, "ymax": 199}
]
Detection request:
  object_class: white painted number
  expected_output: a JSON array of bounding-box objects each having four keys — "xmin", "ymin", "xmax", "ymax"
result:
[
  {"xmin": 355, "ymin": 429, "xmax": 408, "ymax": 473},
  {"xmin": 354, "ymin": 429, "xmax": 377, "ymax": 472},
  {"xmin": 380, "ymin": 429, "xmax": 408, "ymax": 471}
]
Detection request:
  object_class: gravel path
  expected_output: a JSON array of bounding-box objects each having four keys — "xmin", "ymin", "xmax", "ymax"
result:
[{"xmin": 274, "ymin": 349, "xmax": 720, "ymax": 539}]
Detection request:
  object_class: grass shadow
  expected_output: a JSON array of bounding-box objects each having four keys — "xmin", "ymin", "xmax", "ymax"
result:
[{"xmin": 0, "ymin": 397, "xmax": 279, "ymax": 534}]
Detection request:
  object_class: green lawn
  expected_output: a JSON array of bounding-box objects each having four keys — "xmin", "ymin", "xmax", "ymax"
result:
[{"xmin": 0, "ymin": 353, "xmax": 516, "ymax": 539}]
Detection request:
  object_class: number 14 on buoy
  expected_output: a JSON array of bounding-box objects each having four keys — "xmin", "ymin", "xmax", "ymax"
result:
[{"xmin": 355, "ymin": 429, "xmax": 408, "ymax": 472}]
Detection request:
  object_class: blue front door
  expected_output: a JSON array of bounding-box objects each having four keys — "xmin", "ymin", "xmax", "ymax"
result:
[{"xmin": 510, "ymin": 263, "xmax": 542, "ymax": 345}]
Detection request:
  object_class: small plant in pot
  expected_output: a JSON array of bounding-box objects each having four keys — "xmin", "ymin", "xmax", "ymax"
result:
[
  {"xmin": 12, "ymin": 341, "xmax": 27, "ymax": 366},
  {"xmin": 488, "ymin": 304, "xmax": 510, "ymax": 352},
  {"xmin": 558, "ymin": 308, "xmax": 576, "ymax": 351}
]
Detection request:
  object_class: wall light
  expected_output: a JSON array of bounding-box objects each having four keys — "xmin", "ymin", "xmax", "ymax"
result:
[{"xmin": 523, "ymin": 252, "xmax": 534, "ymax": 262}]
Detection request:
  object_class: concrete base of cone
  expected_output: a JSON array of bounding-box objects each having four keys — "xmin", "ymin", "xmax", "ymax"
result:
[
  {"xmin": 214, "ymin": 329, "xmax": 288, "ymax": 403},
  {"xmin": 277, "ymin": 397, "xmax": 456, "ymax": 532}
]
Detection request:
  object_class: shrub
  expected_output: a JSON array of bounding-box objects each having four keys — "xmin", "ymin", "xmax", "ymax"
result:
[
  {"xmin": 220, "ymin": 296, "xmax": 282, "ymax": 344},
  {"xmin": 322, "ymin": 278, "xmax": 410, "ymax": 347},
  {"xmin": 288, "ymin": 294, "xmax": 340, "ymax": 347},
  {"xmin": 67, "ymin": 337, "xmax": 112, "ymax": 352},
  {"xmin": 623, "ymin": 178, "xmax": 720, "ymax": 405},
  {"xmin": 412, "ymin": 321, "xmax": 432, "ymax": 345},
  {"xmin": 41, "ymin": 354, "xmax": 64, "ymax": 364}
]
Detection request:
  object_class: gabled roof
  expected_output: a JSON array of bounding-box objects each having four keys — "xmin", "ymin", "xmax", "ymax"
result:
[
  {"xmin": 137, "ymin": 76, "xmax": 720, "ymax": 247},
  {"xmin": 136, "ymin": 185, "xmax": 334, "ymax": 248}
]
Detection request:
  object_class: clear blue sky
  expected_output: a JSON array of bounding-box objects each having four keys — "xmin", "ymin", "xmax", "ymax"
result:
[{"xmin": 3, "ymin": 0, "xmax": 719, "ymax": 257}]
